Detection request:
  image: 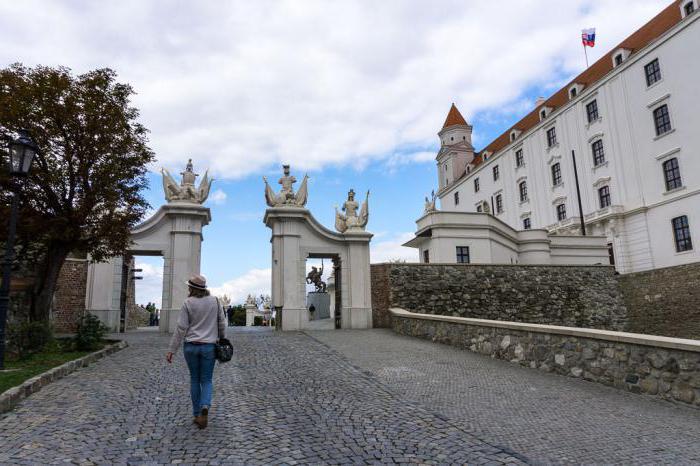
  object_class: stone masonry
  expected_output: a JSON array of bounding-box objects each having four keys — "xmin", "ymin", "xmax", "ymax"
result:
[
  {"xmin": 371, "ymin": 263, "xmax": 627, "ymax": 330},
  {"xmin": 52, "ymin": 258, "xmax": 88, "ymax": 332},
  {"xmin": 618, "ymin": 261, "xmax": 700, "ymax": 340},
  {"xmin": 392, "ymin": 311, "xmax": 700, "ymax": 407}
]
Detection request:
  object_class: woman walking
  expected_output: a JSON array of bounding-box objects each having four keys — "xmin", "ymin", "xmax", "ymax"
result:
[{"xmin": 166, "ymin": 274, "xmax": 226, "ymax": 429}]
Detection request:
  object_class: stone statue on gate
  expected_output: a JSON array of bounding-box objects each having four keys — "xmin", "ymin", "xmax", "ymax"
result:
[
  {"xmin": 161, "ymin": 159, "xmax": 213, "ymax": 204},
  {"xmin": 335, "ymin": 189, "xmax": 369, "ymax": 233},
  {"xmin": 263, "ymin": 164, "xmax": 309, "ymax": 207},
  {"xmin": 424, "ymin": 190, "xmax": 437, "ymax": 213},
  {"xmin": 306, "ymin": 264, "xmax": 326, "ymax": 292}
]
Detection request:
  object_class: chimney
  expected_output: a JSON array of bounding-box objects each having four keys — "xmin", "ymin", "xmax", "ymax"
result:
[{"xmin": 535, "ymin": 96, "xmax": 546, "ymax": 108}]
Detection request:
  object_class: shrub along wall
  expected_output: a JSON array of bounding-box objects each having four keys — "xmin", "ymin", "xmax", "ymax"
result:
[
  {"xmin": 371, "ymin": 263, "xmax": 627, "ymax": 330},
  {"xmin": 617, "ymin": 262, "xmax": 700, "ymax": 340},
  {"xmin": 391, "ymin": 308, "xmax": 700, "ymax": 407}
]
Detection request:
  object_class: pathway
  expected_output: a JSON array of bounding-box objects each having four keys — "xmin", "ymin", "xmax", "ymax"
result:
[{"xmin": 1, "ymin": 328, "xmax": 698, "ymax": 464}]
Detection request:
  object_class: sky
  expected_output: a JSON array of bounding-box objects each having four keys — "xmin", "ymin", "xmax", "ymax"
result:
[{"xmin": 0, "ymin": 0, "xmax": 671, "ymax": 307}]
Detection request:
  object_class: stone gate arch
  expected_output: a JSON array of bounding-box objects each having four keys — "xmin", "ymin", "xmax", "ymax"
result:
[
  {"xmin": 85, "ymin": 160, "xmax": 211, "ymax": 333},
  {"xmin": 263, "ymin": 166, "xmax": 373, "ymax": 331}
]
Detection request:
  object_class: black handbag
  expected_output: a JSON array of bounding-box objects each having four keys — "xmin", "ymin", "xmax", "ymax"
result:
[
  {"xmin": 214, "ymin": 298, "xmax": 233, "ymax": 362},
  {"xmin": 215, "ymin": 338, "xmax": 234, "ymax": 362}
]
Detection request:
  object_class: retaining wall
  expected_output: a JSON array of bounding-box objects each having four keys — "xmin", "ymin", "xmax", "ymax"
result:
[
  {"xmin": 371, "ymin": 263, "xmax": 626, "ymax": 330},
  {"xmin": 391, "ymin": 308, "xmax": 700, "ymax": 407},
  {"xmin": 617, "ymin": 262, "xmax": 700, "ymax": 340}
]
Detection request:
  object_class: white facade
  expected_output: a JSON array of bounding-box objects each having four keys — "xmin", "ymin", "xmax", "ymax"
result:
[
  {"xmin": 437, "ymin": 7, "xmax": 700, "ymax": 273},
  {"xmin": 404, "ymin": 211, "xmax": 609, "ymax": 266}
]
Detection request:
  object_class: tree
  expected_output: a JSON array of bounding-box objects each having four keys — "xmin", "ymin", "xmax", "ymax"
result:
[{"xmin": 0, "ymin": 64, "xmax": 155, "ymax": 322}]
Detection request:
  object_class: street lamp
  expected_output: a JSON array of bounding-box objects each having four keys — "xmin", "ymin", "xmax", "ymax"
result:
[{"xmin": 0, "ymin": 130, "xmax": 38, "ymax": 369}]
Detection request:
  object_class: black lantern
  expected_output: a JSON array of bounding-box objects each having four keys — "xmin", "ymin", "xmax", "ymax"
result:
[{"xmin": 8, "ymin": 129, "xmax": 38, "ymax": 176}]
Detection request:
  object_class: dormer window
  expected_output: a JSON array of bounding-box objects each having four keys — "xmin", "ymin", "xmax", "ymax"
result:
[
  {"xmin": 568, "ymin": 83, "xmax": 583, "ymax": 100},
  {"xmin": 509, "ymin": 129, "xmax": 521, "ymax": 142},
  {"xmin": 612, "ymin": 48, "xmax": 631, "ymax": 67},
  {"xmin": 682, "ymin": 0, "xmax": 696, "ymax": 17},
  {"xmin": 539, "ymin": 106, "xmax": 552, "ymax": 121},
  {"xmin": 482, "ymin": 150, "xmax": 492, "ymax": 161}
]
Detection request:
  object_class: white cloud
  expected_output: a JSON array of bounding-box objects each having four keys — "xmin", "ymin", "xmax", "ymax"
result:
[
  {"xmin": 134, "ymin": 260, "xmax": 164, "ymax": 308},
  {"xmin": 208, "ymin": 189, "xmax": 227, "ymax": 205},
  {"xmin": 0, "ymin": 0, "xmax": 670, "ymax": 178},
  {"xmin": 370, "ymin": 232, "xmax": 419, "ymax": 264},
  {"xmin": 209, "ymin": 268, "xmax": 271, "ymax": 305}
]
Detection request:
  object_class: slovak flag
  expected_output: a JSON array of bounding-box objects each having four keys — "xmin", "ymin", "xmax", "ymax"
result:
[{"xmin": 582, "ymin": 28, "xmax": 596, "ymax": 47}]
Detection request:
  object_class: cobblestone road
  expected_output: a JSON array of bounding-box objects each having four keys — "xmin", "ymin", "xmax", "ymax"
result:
[
  {"xmin": 0, "ymin": 328, "xmax": 525, "ymax": 465},
  {"xmin": 309, "ymin": 329, "xmax": 700, "ymax": 465}
]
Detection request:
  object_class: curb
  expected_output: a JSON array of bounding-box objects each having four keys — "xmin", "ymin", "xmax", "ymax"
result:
[{"xmin": 0, "ymin": 340, "xmax": 128, "ymax": 414}]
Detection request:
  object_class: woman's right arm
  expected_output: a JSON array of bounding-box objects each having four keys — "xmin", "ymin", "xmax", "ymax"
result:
[{"xmin": 167, "ymin": 302, "xmax": 190, "ymax": 357}]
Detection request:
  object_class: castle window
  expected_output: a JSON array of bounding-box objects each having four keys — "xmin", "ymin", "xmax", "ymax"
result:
[
  {"xmin": 570, "ymin": 87, "xmax": 577, "ymax": 98},
  {"xmin": 476, "ymin": 204, "xmax": 483, "ymax": 213},
  {"xmin": 519, "ymin": 181, "xmax": 528, "ymax": 202},
  {"xmin": 454, "ymin": 191, "xmax": 460, "ymax": 205},
  {"xmin": 493, "ymin": 165, "xmax": 499, "ymax": 181},
  {"xmin": 474, "ymin": 177, "xmax": 480, "ymax": 192},
  {"xmin": 456, "ymin": 246, "xmax": 470, "ymax": 264},
  {"xmin": 546, "ymin": 127, "xmax": 557, "ymax": 147},
  {"xmin": 540, "ymin": 109, "xmax": 547, "ymax": 120},
  {"xmin": 523, "ymin": 218, "xmax": 531, "ymax": 230},
  {"xmin": 495, "ymin": 194, "xmax": 503, "ymax": 214},
  {"xmin": 556, "ymin": 203, "xmax": 567, "ymax": 221},
  {"xmin": 551, "ymin": 162, "xmax": 562, "ymax": 186},
  {"xmin": 423, "ymin": 250, "xmax": 430, "ymax": 263},
  {"xmin": 515, "ymin": 149, "xmax": 524, "ymax": 167},
  {"xmin": 663, "ymin": 158, "xmax": 682, "ymax": 191},
  {"xmin": 586, "ymin": 100, "xmax": 599, "ymax": 123},
  {"xmin": 672, "ymin": 215, "xmax": 693, "ymax": 252},
  {"xmin": 598, "ymin": 185, "xmax": 611, "ymax": 208},
  {"xmin": 645, "ymin": 59, "xmax": 662, "ymax": 86},
  {"xmin": 615, "ymin": 54, "xmax": 623, "ymax": 66},
  {"xmin": 592, "ymin": 139, "xmax": 605, "ymax": 166},
  {"xmin": 653, "ymin": 104, "xmax": 672, "ymax": 136}
]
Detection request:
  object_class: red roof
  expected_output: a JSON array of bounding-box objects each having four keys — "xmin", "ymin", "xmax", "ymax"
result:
[
  {"xmin": 442, "ymin": 103, "xmax": 468, "ymax": 129},
  {"xmin": 459, "ymin": 0, "xmax": 683, "ymax": 176}
]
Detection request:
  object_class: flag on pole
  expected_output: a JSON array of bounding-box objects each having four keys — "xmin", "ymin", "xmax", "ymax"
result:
[{"xmin": 581, "ymin": 28, "xmax": 596, "ymax": 47}]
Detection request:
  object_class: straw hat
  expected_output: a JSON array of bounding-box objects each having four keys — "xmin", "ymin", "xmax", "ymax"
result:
[{"xmin": 186, "ymin": 274, "xmax": 207, "ymax": 290}]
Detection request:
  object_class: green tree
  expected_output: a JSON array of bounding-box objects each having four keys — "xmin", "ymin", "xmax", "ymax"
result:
[{"xmin": 0, "ymin": 64, "xmax": 154, "ymax": 322}]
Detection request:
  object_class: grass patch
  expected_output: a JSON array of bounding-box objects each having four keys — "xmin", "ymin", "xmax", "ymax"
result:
[{"xmin": 0, "ymin": 340, "xmax": 104, "ymax": 394}]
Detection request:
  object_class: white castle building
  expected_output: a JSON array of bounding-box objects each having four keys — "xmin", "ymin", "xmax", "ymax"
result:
[{"xmin": 423, "ymin": 0, "xmax": 699, "ymax": 273}]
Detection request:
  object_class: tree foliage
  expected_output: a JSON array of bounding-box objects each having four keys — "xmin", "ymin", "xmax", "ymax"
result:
[{"xmin": 0, "ymin": 64, "xmax": 155, "ymax": 321}]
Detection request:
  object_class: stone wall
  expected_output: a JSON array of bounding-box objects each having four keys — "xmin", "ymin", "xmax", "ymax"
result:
[
  {"xmin": 371, "ymin": 263, "xmax": 627, "ymax": 330},
  {"xmin": 392, "ymin": 309, "xmax": 700, "ymax": 407},
  {"xmin": 618, "ymin": 262, "xmax": 700, "ymax": 340},
  {"xmin": 52, "ymin": 259, "xmax": 88, "ymax": 333}
]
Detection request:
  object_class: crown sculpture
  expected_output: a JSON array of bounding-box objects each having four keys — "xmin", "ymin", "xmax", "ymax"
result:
[
  {"xmin": 161, "ymin": 159, "xmax": 213, "ymax": 204},
  {"xmin": 335, "ymin": 189, "xmax": 369, "ymax": 233},
  {"xmin": 264, "ymin": 164, "xmax": 309, "ymax": 207}
]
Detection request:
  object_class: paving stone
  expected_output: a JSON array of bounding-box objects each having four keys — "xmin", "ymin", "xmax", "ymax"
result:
[
  {"xmin": 0, "ymin": 328, "xmax": 523, "ymax": 465},
  {"xmin": 310, "ymin": 329, "xmax": 700, "ymax": 465}
]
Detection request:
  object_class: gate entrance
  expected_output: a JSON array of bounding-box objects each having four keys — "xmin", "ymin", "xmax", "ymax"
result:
[
  {"xmin": 85, "ymin": 160, "xmax": 212, "ymax": 333},
  {"xmin": 264, "ymin": 166, "xmax": 373, "ymax": 331}
]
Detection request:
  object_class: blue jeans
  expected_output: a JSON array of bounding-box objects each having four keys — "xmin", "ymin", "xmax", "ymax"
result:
[{"xmin": 183, "ymin": 343, "xmax": 216, "ymax": 416}]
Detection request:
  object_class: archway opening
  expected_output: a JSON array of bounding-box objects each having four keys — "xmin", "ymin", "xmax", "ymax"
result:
[
  {"xmin": 131, "ymin": 254, "xmax": 164, "ymax": 331},
  {"xmin": 304, "ymin": 254, "xmax": 341, "ymax": 330}
]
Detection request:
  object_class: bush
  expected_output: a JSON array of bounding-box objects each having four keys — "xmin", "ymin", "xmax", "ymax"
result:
[
  {"xmin": 74, "ymin": 314, "xmax": 109, "ymax": 351},
  {"xmin": 6, "ymin": 321, "xmax": 53, "ymax": 358},
  {"xmin": 253, "ymin": 316, "xmax": 263, "ymax": 326}
]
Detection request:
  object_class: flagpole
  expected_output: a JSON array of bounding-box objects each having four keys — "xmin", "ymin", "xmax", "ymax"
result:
[{"xmin": 583, "ymin": 43, "xmax": 589, "ymax": 68}]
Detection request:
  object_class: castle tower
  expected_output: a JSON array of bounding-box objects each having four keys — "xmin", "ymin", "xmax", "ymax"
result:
[{"xmin": 436, "ymin": 103, "xmax": 474, "ymax": 191}]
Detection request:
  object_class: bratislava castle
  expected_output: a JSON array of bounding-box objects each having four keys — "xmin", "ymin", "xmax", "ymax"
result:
[{"xmin": 435, "ymin": 0, "xmax": 699, "ymax": 273}]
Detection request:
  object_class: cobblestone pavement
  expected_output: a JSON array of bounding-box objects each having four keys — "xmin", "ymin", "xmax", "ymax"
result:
[
  {"xmin": 309, "ymin": 329, "xmax": 700, "ymax": 465},
  {"xmin": 0, "ymin": 328, "xmax": 525, "ymax": 465}
]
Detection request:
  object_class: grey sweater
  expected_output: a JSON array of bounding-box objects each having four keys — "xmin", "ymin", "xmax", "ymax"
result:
[{"xmin": 167, "ymin": 295, "xmax": 226, "ymax": 353}]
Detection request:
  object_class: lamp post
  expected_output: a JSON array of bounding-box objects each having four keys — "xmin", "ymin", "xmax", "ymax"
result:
[{"xmin": 0, "ymin": 130, "xmax": 38, "ymax": 370}]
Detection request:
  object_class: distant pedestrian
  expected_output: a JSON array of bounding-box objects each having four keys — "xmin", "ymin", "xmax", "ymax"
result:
[{"xmin": 166, "ymin": 274, "xmax": 226, "ymax": 429}]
